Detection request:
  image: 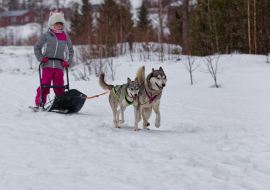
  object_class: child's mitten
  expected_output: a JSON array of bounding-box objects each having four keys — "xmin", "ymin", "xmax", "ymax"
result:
[
  {"xmin": 62, "ymin": 61, "xmax": 69, "ymax": 67},
  {"xmin": 42, "ymin": 57, "xmax": 48, "ymax": 63}
]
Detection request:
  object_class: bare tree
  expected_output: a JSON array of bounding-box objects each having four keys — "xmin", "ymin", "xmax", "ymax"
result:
[
  {"xmin": 103, "ymin": 58, "xmax": 118, "ymax": 81},
  {"xmin": 158, "ymin": 0, "xmax": 163, "ymax": 62},
  {"xmin": 72, "ymin": 45, "xmax": 92, "ymax": 81},
  {"xmin": 183, "ymin": 55, "xmax": 199, "ymax": 85},
  {"xmin": 201, "ymin": 55, "xmax": 222, "ymax": 88},
  {"xmin": 182, "ymin": 0, "xmax": 189, "ymax": 55},
  {"xmin": 26, "ymin": 51, "xmax": 34, "ymax": 69},
  {"xmin": 36, "ymin": 0, "xmax": 46, "ymax": 36},
  {"xmin": 119, "ymin": 0, "xmax": 123, "ymax": 55},
  {"xmin": 248, "ymin": 0, "xmax": 251, "ymax": 54},
  {"xmin": 72, "ymin": 67, "xmax": 90, "ymax": 81},
  {"xmin": 56, "ymin": 0, "xmax": 59, "ymax": 9},
  {"xmin": 254, "ymin": 0, "xmax": 257, "ymax": 54}
]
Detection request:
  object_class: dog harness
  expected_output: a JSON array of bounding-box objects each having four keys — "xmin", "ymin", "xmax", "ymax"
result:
[
  {"xmin": 113, "ymin": 85, "xmax": 135, "ymax": 106},
  {"xmin": 123, "ymin": 90, "xmax": 135, "ymax": 106},
  {"xmin": 145, "ymin": 87, "xmax": 158, "ymax": 104},
  {"xmin": 113, "ymin": 87, "xmax": 120, "ymax": 100}
]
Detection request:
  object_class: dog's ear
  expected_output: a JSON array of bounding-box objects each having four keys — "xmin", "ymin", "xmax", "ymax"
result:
[
  {"xmin": 159, "ymin": 67, "xmax": 164, "ymax": 72},
  {"xmin": 134, "ymin": 77, "xmax": 138, "ymax": 82},
  {"xmin": 152, "ymin": 68, "xmax": 155, "ymax": 72},
  {"xmin": 127, "ymin": 78, "xmax": 131, "ymax": 83}
]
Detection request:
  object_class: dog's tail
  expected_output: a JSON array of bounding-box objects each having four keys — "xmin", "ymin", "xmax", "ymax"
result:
[
  {"xmin": 136, "ymin": 66, "xmax": 145, "ymax": 83},
  {"xmin": 99, "ymin": 73, "xmax": 114, "ymax": 90}
]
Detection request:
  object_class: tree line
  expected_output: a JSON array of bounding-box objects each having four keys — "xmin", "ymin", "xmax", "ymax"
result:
[
  {"xmin": 1, "ymin": 0, "xmax": 269, "ymax": 57},
  {"xmin": 70, "ymin": 0, "xmax": 270, "ymax": 57},
  {"xmin": 168, "ymin": 0, "xmax": 270, "ymax": 56},
  {"xmin": 69, "ymin": 0, "xmax": 153, "ymax": 58},
  {"xmin": 0, "ymin": 0, "xmax": 41, "ymax": 10}
]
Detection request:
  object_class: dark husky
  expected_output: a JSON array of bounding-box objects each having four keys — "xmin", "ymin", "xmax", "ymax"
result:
[
  {"xmin": 135, "ymin": 66, "xmax": 167, "ymax": 130},
  {"xmin": 99, "ymin": 73, "xmax": 141, "ymax": 130}
]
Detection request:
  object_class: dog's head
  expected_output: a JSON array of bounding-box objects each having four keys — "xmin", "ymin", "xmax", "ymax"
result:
[
  {"xmin": 127, "ymin": 77, "xmax": 140, "ymax": 101},
  {"xmin": 148, "ymin": 67, "xmax": 167, "ymax": 90}
]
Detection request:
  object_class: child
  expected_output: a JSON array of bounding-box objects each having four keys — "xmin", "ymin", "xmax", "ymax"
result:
[{"xmin": 34, "ymin": 9, "xmax": 74, "ymax": 107}]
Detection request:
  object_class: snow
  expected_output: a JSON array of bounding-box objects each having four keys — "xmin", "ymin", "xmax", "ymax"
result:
[
  {"xmin": 0, "ymin": 46, "xmax": 270, "ymax": 190},
  {"xmin": 0, "ymin": 23, "xmax": 41, "ymax": 40},
  {"xmin": 130, "ymin": 0, "xmax": 143, "ymax": 9}
]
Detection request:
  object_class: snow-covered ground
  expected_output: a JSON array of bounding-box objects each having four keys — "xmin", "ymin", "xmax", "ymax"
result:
[{"xmin": 0, "ymin": 46, "xmax": 270, "ymax": 190}]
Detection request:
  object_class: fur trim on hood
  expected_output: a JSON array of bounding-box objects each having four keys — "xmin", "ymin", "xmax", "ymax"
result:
[{"xmin": 48, "ymin": 9, "xmax": 66, "ymax": 30}]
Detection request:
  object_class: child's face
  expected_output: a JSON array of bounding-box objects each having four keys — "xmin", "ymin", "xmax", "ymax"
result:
[{"xmin": 54, "ymin": 22, "xmax": 63, "ymax": 30}]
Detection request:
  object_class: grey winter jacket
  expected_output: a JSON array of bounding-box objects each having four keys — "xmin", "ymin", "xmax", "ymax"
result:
[{"xmin": 34, "ymin": 29, "xmax": 74, "ymax": 70}]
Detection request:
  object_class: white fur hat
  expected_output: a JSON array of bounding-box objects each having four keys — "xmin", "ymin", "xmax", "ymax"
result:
[{"xmin": 48, "ymin": 9, "xmax": 66, "ymax": 29}]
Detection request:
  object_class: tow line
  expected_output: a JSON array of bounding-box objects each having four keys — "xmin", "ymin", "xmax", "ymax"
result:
[{"xmin": 80, "ymin": 90, "xmax": 110, "ymax": 99}]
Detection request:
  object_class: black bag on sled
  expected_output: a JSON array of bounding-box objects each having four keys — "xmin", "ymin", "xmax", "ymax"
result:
[{"xmin": 48, "ymin": 89, "xmax": 86, "ymax": 113}]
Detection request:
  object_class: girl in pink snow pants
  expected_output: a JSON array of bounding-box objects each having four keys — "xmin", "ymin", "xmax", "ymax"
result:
[{"xmin": 34, "ymin": 9, "xmax": 74, "ymax": 107}]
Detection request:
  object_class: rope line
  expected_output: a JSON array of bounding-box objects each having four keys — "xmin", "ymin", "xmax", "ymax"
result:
[{"xmin": 82, "ymin": 90, "xmax": 110, "ymax": 99}]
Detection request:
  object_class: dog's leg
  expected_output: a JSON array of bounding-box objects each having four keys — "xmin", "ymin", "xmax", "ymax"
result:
[
  {"xmin": 152, "ymin": 101, "xmax": 161, "ymax": 128},
  {"xmin": 110, "ymin": 102, "xmax": 120, "ymax": 128},
  {"xmin": 137, "ymin": 106, "xmax": 142, "ymax": 122},
  {"xmin": 142, "ymin": 107, "xmax": 151, "ymax": 130},
  {"xmin": 119, "ymin": 105, "xmax": 126, "ymax": 124},
  {"xmin": 133, "ymin": 105, "xmax": 140, "ymax": 131},
  {"xmin": 116, "ymin": 109, "xmax": 121, "ymax": 123}
]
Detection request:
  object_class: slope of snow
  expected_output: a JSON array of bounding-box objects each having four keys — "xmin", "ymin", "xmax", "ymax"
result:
[{"xmin": 0, "ymin": 46, "xmax": 270, "ymax": 190}]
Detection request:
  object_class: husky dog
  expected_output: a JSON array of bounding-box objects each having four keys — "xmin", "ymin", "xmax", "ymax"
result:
[
  {"xmin": 99, "ymin": 73, "xmax": 141, "ymax": 130},
  {"xmin": 135, "ymin": 66, "xmax": 167, "ymax": 130}
]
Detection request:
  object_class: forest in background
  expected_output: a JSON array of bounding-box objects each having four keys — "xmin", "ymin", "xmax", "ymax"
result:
[{"xmin": 0, "ymin": 0, "xmax": 269, "ymax": 57}]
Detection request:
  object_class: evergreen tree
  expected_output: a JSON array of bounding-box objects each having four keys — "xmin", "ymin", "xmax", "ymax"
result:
[
  {"xmin": 81, "ymin": 0, "xmax": 93, "ymax": 26},
  {"xmin": 97, "ymin": 0, "xmax": 119, "ymax": 56},
  {"xmin": 70, "ymin": 0, "xmax": 93, "ymax": 45},
  {"xmin": 252, "ymin": 0, "xmax": 270, "ymax": 55},
  {"xmin": 136, "ymin": 1, "xmax": 153, "ymax": 43},
  {"xmin": 27, "ymin": 0, "xmax": 36, "ymax": 10},
  {"xmin": 189, "ymin": 0, "xmax": 248, "ymax": 55},
  {"xmin": 168, "ymin": 5, "xmax": 183, "ymax": 45},
  {"xmin": 70, "ymin": 3, "xmax": 84, "ymax": 44},
  {"xmin": 137, "ymin": 1, "xmax": 151, "ymax": 31},
  {"xmin": 21, "ymin": 0, "xmax": 26, "ymax": 9},
  {"xmin": 182, "ymin": 0, "xmax": 189, "ymax": 55},
  {"xmin": 81, "ymin": 0, "xmax": 93, "ymax": 52},
  {"xmin": 189, "ymin": 0, "xmax": 214, "ymax": 55},
  {"xmin": 8, "ymin": 0, "xmax": 19, "ymax": 10},
  {"xmin": 118, "ymin": 1, "xmax": 134, "ymax": 54},
  {"xmin": 118, "ymin": 3, "xmax": 133, "ymax": 35}
]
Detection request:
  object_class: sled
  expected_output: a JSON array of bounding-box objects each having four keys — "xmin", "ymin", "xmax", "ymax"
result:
[{"xmin": 29, "ymin": 58, "xmax": 87, "ymax": 114}]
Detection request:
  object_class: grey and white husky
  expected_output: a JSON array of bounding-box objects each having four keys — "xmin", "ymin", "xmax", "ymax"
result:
[
  {"xmin": 99, "ymin": 73, "xmax": 141, "ymax": 130},
  {"xmin": 135, "ymin": 66, "xmax": 167, "ymax": 130}
]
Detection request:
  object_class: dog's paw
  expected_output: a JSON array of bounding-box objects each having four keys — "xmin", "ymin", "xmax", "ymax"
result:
[
  {"xmin": 115, "ymin": 125, "xmax": 121, "ymax": 128},
  {"xmin": 134, "ymin": 128, "xmax": 140, "ymax": 131},
  {"xmin": 143, "ymin": 121, "xmax": 150, "ymax": 126},
  {"xmin": 155, "ymin": 121, "xmax": 160, "ymax": 128}
]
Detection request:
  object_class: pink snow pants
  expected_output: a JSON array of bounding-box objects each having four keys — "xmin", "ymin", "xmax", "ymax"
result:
[{"xmin": 35, "ymin": 68, "xmax": 65, "ymax": 105}]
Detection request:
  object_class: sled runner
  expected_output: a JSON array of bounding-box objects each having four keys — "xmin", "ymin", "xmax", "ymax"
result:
[{"xmin": 29, "ymin": 58, "xmax": 87, "ymax": 114}]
